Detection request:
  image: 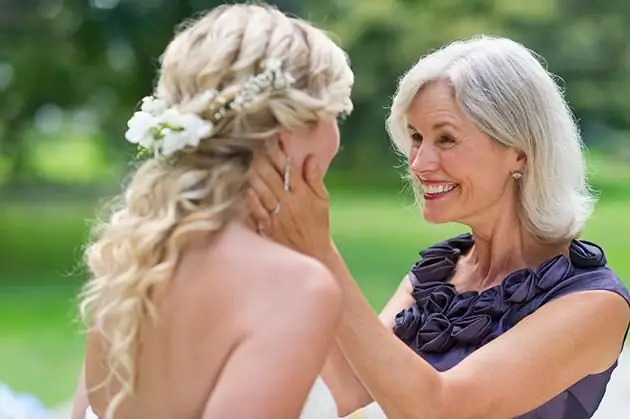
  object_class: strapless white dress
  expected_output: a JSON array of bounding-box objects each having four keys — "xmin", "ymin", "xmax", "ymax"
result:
[{"xmin": 85, "ymin": 376, "xmax": 339, "ymax": 418}]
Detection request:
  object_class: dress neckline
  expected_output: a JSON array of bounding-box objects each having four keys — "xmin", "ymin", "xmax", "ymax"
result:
[
  {"xmin": 411, "ymin": 232, "xmax": 607, "ymax": 297},
  {"xmin": 393, "ymin": 233, "xmax": 608, "ymax": 353}
]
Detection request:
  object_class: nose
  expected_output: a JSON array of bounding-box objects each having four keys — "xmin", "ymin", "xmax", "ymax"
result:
[{"xmin": 409, "ymin": 143, "xmax": 439, "ymax": 175}]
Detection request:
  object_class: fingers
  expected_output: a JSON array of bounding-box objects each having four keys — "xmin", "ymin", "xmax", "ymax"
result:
[
  {"xmin": 252, "ymin": 154, "xmax": 285, "ymax": 196},
  {"xmin": 266, "ymin": 139, "xmax": 306, "ymax": 192},
  {"xmin": 246, "ymin": 189, "xmax": 272, "ymax": 234},
  {"xmin": 304, "ymin": 155, "xmax": 329, "ymax": 200},
  {"xmin": 266, "ymin": 139, "xmax": 288, "ymax": 175},
  {"xmin": 249, "ymin": 174, "xmax": 280, "ymax": 213}
]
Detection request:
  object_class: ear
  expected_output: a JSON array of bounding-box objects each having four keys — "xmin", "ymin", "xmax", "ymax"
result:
[
  {"xmin": 516, "ymin": 150, "xmax": 527, "ymax": 170},
  {"xmin": 509, "ymin": 148, "xmax": 527, "ymax": 172}
]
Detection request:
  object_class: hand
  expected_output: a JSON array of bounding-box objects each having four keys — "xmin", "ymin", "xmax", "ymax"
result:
[{"xmin": 247, "ymin": 142, "xmax": 333, "ymax": 261}]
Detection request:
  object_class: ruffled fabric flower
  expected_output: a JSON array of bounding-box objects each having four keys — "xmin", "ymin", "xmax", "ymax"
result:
[{"xmin": 394, "ymin": 233, "xmax": 607, "ymax": 354}]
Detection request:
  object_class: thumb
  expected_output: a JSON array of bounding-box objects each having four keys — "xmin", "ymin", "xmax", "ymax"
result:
[{"xmin": 304, "ymin": 155, "xmax": 328, "ymax": 200}]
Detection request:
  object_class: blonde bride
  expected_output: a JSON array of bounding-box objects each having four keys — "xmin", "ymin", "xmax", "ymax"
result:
[{"xmin": 70, "ymin": 3, "xmax": 353, "ymax": 418}]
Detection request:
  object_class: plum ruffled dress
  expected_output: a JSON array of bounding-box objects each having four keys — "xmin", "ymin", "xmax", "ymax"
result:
[{"xmin": 370, "ymin": 233, "xmax": 629, "ymax": 418}]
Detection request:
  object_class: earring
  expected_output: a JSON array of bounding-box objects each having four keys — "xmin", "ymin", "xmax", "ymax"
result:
[
  {"xmin": 511, "ymin": 170, "xmax": 523, "ymax": 180},
  {"xmin": 283, "ymin": 156, "xmax": 291, "ymax": 191}
]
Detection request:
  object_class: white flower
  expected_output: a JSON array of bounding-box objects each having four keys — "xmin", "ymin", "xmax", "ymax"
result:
[
  {"xmin": 159, "ymin": 128, "xmax": 180, "ymax": 157},
  {"xmin": 198, "ymin": 90, "xmax": 218, "ymax": 107},
  {"xmin": 264, "ymin": 58, "xmax": 282, "ymax": 71},
  {"xmin": 124, "ymin": 58, "xmax": 293, "ymax": 158},
  {"xmin": 125, "ymin": 111, "xmax": 157, "ymax": 149},
  {"xmin": 140, "ymin": 95, "xmax": 168, "ymax": 115},
  {"xmin": 158, "ymin": 109, "xmax": 213, "ymax": 156}
]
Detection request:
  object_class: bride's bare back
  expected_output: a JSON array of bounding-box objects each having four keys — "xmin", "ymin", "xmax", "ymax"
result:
[{"xmin": 85, "ymin": 222, "xmax": 341, "ymax": 418}]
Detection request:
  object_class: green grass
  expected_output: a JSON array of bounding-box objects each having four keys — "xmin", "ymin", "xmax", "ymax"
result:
[
  {"xmin": 0, "ymin": 287, "xmax": 85, "ymax": 405},
  {"xmin": 1, "ymin": 191, "xmax": 630, "ymax": 406}
]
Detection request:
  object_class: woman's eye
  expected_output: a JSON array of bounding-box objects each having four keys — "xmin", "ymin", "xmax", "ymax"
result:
[
  {"xmin": 410, "ymin": 132, "xmax": 422, "ymax": 144},
  {"xmin": 439, "ymin": 135, "xmax": 455, "ymax": 145}
]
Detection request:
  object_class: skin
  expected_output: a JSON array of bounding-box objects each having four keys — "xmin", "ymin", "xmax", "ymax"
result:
[
  {"xmin": 248, "ymin": 80, "xmax": 630, "ymax": 418},
  {"xmin": 249, "ymin": 118, "xmax": 341, "ymax": 222},
  {"xmin": 70, "ymin": 121, "xmax": 343, "ymax": 419}
]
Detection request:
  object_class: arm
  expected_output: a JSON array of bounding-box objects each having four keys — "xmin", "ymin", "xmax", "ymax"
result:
[
  {"xmin": 248, "ymin": 149, "xmax": 629, "ymax": 417},
  {"xmin": 323, "ymin": 247, "xmax": 630, "ymax": 419},
  {"xmin": 321, "ymin": 275, "xmax": 414, "ymax": 416},
  {"xmin": 440, "ymin": 290, "xmax": 629, "ymax": 418},
  {"xmin": 247, "ymin": 149, "xmax": 415, "ymax": 415},
  {"xmin": 202, "ymin": 265, "xmax": 343, "ymax": 419},
  {"xmin": 70, "ymin": 362, "xmax": 89, "ymax": 419}
]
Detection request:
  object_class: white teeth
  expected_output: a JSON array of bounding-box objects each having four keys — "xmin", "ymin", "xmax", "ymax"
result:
[{"xmin": 422, "ymin": 183, "xmax": 457, "ymax": 195}]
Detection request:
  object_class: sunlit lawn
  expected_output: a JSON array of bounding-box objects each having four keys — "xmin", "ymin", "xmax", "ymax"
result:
[{"xmin": 1, "ymin": 190, "xmax": 629, "ymax": 406}]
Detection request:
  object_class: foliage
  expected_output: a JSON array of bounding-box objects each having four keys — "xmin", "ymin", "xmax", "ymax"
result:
[{"xmin": 2, "ymin": 0, "xmax": 630, "ymax": 185}]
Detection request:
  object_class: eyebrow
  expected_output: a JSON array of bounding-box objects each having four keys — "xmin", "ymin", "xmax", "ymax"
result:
[
  {"xmin": 407, "ymin": 121, "xmax": 460, "ymax": 132},
  {"xmin": 432, "ymin": 121, "xmax": 459, "ymax": 131}
]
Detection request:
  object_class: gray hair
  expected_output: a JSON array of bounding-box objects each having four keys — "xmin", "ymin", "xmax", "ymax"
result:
[{"xmin": 387, "ymin": 35, "xmax": 596, "ymax": 243}]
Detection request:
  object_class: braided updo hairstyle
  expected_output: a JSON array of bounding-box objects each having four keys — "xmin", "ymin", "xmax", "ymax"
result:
[{"xmin": 79, "ymin": 4, "xmax": 353, "ymax": 418}]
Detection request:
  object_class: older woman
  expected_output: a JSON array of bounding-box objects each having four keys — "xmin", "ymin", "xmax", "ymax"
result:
[{"xmin": 249, "ymin": 35, "xmax": 630, "ymax": 419}]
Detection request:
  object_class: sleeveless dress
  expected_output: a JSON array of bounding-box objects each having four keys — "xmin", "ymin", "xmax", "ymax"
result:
[
  {"xmin": 85, "ymin": 376, "xmax": 338, "ymax": 419},
  {"xmin": 363, "ymin": 233, "xmax": 629, "ymax": 418}
]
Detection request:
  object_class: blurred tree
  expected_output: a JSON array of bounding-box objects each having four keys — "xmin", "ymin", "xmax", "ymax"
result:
[
  {"xmin": 0, "ymin": 0, "xmax": 302, "ymax": 185},
  {"xmin": 1, "ymin": 0, "xmax": 630, "ymax": 187},
  {"xmin": 306, "ymin": 0, "xmax": 630, "ymax": 173}
]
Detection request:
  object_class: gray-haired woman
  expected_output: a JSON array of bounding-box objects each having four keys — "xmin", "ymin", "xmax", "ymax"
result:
[{"xmin": 249, "ymin": 35, "xmax": 630, "ymax": 419}]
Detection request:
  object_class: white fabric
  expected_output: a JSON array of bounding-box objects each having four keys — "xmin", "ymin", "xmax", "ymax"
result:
[
  {"xmin": 298, "ymin": 376, "xmax": 339, "ymax": 419},
  {"xmin": 85, "ymin": 405, "xmax": 98, "ymax": 419},
  {"xmin": 85, "ymin": 376, "xmax": 338, "ymax": 419},
  {"xmin": 362, "ymin": 401, "xmax": 387, "ymax": 418}
]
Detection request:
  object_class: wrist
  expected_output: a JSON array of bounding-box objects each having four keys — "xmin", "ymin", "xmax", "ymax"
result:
[{"xmin": 319, "ymin": 239, "xmax": 341, "ymax": 267}]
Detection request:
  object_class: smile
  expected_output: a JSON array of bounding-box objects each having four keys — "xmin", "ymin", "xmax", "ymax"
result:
[{"xmin": 421, "ymin": 183, "xmax": 459, "ymax": 200}]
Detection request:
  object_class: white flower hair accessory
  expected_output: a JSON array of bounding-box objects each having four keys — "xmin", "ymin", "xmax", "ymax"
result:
[{"xmin": 125, "ymin": 58, "xmax": 295, "ymax": 157}]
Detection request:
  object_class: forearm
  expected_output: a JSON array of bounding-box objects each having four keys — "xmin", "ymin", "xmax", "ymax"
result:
[
  {"xmin": 321, "ymin": 247, "xmax": 446, "ymax": 419},
  {"xmin": 321, "ymin": 341, "xmax": 373, "ymax": 416}
]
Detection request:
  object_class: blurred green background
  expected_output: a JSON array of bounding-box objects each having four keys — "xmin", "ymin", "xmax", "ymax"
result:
[{"xmin": 2, "ymin": 0, "xmax": 630, "ymax": 410}]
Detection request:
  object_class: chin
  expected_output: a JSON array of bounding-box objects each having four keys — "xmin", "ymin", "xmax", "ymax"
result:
[{"xmin": 421, "ymin": 208, "xmax": 454, "ymax": 224}]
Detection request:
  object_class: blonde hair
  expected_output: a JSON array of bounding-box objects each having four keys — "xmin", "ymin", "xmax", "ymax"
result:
[
  {"xmin": 387, "ymin": 35, "xmax": 595, "ymax": 243},
  {"xmin": 79, "ymin": 4, "xmax": 353, "ymax": 418}
]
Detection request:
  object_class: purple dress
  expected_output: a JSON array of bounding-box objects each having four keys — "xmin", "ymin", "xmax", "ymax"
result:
[{"xmin": 393, "ymin": 233, "xmax": 630, "ymax": 418}]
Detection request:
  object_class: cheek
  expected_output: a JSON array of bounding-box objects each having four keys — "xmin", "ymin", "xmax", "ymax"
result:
[
  {"xmin": 455, "ymin": 164, "xmax": 508, "ymax": 202},
  {"xmin": 439, "ymin": 151, "xmax": 469, "ymax": 180},
  {"xmin": 315, "ymin": 125, "xmax": 340, "ymax": 171}
]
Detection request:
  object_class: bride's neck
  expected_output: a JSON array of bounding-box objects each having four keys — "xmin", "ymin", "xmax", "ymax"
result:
[{"xmin": 242, "ymin": 215, "xmax": 259, "ymax": 233}]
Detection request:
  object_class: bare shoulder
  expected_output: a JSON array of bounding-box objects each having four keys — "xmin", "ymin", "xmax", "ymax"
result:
[
  {"xmin": 193, "ymin": 222, "xmax": 342, "ymax": 322},
  {"xmin": 544, "ymin": 288, "xmax": 629, "ymax": 370}
]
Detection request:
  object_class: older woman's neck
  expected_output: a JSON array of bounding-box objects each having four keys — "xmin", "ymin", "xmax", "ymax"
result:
[{"xmin": 467, "ymin": 211, "xmax": 567, "ymax": 287}]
